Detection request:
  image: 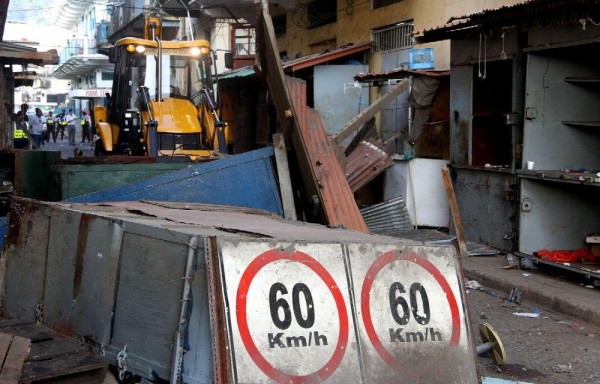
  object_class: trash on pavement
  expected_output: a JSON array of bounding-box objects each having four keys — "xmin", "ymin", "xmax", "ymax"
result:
[
  {"xmin": 506, "ymin": 288, "xmax": 522, "ymax": 305},
  {"xmin": 466, "ymin": 279, "xmax": 483, "ymax": 290},
  {"xmin": 504, "ymin": 253, "xmax": 519, "ymax": 269},
  {"xmin": 513, "ymin": 312, "xmax": 540, "ymax": 318},
  {"xmin": 481, "ymin": 378, "xmax": 534, "ymax": 384},
  {"xmin": 551, "ymin": 363, "xmax": 573, "ymax": 373}
]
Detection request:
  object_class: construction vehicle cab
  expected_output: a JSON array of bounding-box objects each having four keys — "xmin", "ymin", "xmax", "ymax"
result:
[{"xmin": 95, "ymin": 16, "xmax": 227, "ymax": 157}]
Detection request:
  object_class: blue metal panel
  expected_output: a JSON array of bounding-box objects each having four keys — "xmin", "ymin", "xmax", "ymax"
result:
[
  {"xmin": 67, "ymin": 147, "xmax": 284, "ymax": 216},
  {"xmin": 0, "ymin": 216, "xmax": 7, "ymax": 250}
]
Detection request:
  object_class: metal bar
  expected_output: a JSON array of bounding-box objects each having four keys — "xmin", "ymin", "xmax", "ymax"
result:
[{"xmin": 171, "ymin": 236, "xmax": 198, "ymax": 383}]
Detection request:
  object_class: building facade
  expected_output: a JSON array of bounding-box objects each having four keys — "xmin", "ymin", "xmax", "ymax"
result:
[{"xmin": 52, "ymin": 0, "xmax": 113, "ymax": 118}]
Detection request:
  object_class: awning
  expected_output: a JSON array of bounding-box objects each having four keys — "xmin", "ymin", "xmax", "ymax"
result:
[
  {"xmin": 53, "ymin": 54, "xmax": 112, "ymax": 79},
  {"xmin": 416, "ymin": 0, "xmax": 600, "ymax": 43},
  {"xmin": 0, "ymin": 42, "xmax": 59, "ymax": 66},
  {"xmin": 68, "ymin": 88, "xmax": 111, "ymax": 99},
  {"xmin": 282, "ymin": 42, "xmax": 372, "ymax": 72}
]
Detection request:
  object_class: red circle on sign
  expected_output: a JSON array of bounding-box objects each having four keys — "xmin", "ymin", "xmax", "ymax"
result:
[
  {"xmin": 236, "ymin": 249, "xmax": 349, "ymax": 383},
  {"xmin": 361, "ymin": 251, "xmax": 461, "ymax": 370}
]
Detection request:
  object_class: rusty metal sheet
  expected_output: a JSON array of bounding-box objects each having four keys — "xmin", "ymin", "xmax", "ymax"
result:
[
  {"xmin": 208, "ymin": 239, "xmax": 361, "ymax": 383},
  {"xmin": 255, "ymin": 0, "xmax": 367, "ymax": 233},
  {"xmin": 347, "ymin": 243, "xmax": 478, "ymax": 383},
  {"xmin": 345, "ymin": 140, "xmax": 394, "ymax": 193},
  {"xmin": 287, "ymin": 77, "xmax": 368, "ymax": 232}
]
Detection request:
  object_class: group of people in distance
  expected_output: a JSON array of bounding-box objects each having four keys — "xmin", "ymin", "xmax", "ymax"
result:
[{"xmin": 13, "ymin": 103, "xmax": 92, "ymax": 149}]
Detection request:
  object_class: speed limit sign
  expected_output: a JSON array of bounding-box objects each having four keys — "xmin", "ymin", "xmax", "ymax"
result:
[
  {"xmin": 215, "ymin": 240, "xmax": 360, "ymax": 383},
  {"xmin": 348, "ymin": 243, "xmax": 478, "ymax": 383}
]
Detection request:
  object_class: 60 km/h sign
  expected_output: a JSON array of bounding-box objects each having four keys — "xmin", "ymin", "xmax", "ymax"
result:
[
  {"xmin": 349, "ymin": 244, "xmax": 478, "ymax": 383},
  {"xmin": 218, "ymin": 241, "xmax": 359, "ymax": 383}
]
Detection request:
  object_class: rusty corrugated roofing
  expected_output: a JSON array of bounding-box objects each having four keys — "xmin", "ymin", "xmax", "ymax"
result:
[
  {"xmin": 345, "ymin": 140, "xmax": 394, "ymax": 193},
  {"xmin": 287, "ymin": 76, "xmax": 369, "ymax": 233},
  {"xmin": 282, "ymin": 42, "xmax": 372, "ymax": 71},
  {"xmin": 417, "ymin": 0, "xmax": 600, "ymax": 42}
]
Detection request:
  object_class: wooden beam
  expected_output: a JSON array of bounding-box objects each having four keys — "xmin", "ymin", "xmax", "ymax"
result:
[
  {"xmin": 441, "ymin": 167, "xmax": 468, "ymax": 259},
  {"xmin": 0, "ymin": 334, "xmax": 31, "ymax": 383},
  {"xmin": 272, "ymin": 133, "xmax": 297, "ymax": 220},
  {"xmin": 331, "ymin": 79, "xmax": 409, "ymax": 146}
]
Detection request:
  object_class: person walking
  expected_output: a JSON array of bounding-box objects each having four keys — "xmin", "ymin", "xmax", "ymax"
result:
[
  {"xmin": 80, "ymin": 111, "xmax": 92, "ymax": 144},
  {"xmin": 46, "ymin": 110, "xmax": 57, "ymax": 143},
  {"xmin": 65, "ymin": 109, "xmax": 77, "ymax": 145},
  {"xmin": 29, "ymin": 108, "xmax": 46, "ymax": 148},
  {"xmin": 57, "ymin": 110, "xmax": 67, "ymax": 141}
]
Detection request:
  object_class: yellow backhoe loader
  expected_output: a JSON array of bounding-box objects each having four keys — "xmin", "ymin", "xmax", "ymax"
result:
[{"xmin": 95, "ymin": 14, "xmax": 228, "ymax": 157}]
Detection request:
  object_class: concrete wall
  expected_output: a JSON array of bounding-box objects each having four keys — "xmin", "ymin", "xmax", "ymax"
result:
[{"xmin": 277, "ymin": 0, "xmax": 524, "ymax": 71}]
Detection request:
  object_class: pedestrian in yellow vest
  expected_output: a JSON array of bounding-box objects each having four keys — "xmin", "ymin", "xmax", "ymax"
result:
[
  {"xmin": 80, "ymin": 111, "xmax": 92, "ymax": 144},
  {"xmin": 46, "ymin": 110, "xmax": 57, "ymax": 143}
]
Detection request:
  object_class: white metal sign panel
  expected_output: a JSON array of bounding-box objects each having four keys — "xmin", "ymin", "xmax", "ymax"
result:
[
  {"xmin": 348, "ymin": 243, "xmax": 477, "ymax": 383},
  {"xmin": 218, "ymin": 240, "xmax": 359, "ymax": 383}
]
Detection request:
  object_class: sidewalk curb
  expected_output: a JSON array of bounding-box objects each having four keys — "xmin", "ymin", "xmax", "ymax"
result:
[{"xmin": 463, "ymin": 261, "xmax": 600, "ymax": 328}]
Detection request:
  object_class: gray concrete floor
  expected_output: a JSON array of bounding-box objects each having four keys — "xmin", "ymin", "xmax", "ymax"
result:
[{"xmin": 34, "ymin": 134, "xmax": 94, "ymax": 160}]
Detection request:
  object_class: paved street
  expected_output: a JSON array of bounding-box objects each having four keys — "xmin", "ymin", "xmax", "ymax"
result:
[
  {"xmin": 33, "ymin": 134, "xmax": 94, "ymax": 159},
  {"xmin": 470, "ymin": 283, "xmax": 600, "ymax": 384}
]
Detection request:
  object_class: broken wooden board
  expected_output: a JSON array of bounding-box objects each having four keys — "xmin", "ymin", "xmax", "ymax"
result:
[
  {"xmin": 0, "ymin": 321, "xmax": 106, "ymax": 384},
  {"xmin": 0, "ymin": 333, "xmax": 31, "ymax": 383}
]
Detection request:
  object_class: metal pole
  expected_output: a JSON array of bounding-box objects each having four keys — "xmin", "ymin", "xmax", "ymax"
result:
[{"xmin": 171, "ymin": 236, "xmax": 198, "ymax": 383}]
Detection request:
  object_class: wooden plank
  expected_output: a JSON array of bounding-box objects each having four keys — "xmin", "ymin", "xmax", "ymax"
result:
[
  {"xmin": 441, "ymin": 167, "xmax": 468, "ymax": 259},
  {"xmin": 0, "ymin": 320, "xmax": 34, "ymax": 329},
  {"xmin": 272, "ymin": 133, "xmax": 297, "ymax": 220},
  {"xmin": 0, "ymin": 324, "xmax": 55, "ymax": 343},
  {"xmin": 256, "ymin": 0, "xmax": 295, "ymax": 136},
  {"xmin": 28, "ymin": 339, "xmax": 82, "ymax": 361},
  {"xmin": 331, "ymin": 79, "xmax": 409, "ymax": 146},
  {"xmin": 0, "ymin": 333, "xmax": 12, "ymax": 367},
  {"xmin": 20, "ymin": 353, "xmax": 106, "ymax": 383},
  {"xmin": 0, "ymin": 336, "xmax": 31, "ymax": 383}
]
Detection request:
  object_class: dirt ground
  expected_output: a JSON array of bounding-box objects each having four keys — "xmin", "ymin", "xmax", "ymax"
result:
[{"xmin": 467, "ymin": 287, "xmax": 600, "ymax": 383}]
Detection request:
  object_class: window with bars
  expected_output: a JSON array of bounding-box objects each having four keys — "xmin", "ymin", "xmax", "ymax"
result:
[
  {"xmin": 372, "ymin": 21, "xmax": 414, "ymax": 52},
  {"xmin": 373, "ymin": 0, "xmax": 403, "ymax": 9},
  {"xmin": 232, "ymin": 25, "xmax": 256, "ymax": 57}
]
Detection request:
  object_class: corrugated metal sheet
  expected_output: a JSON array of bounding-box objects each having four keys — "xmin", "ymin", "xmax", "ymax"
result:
[
  {"xmin": 345, "ymin": 140, "xmax": 394, "ymax": 193},
  {"xmin": 417, "ymin": 0, "xmax": 600, "ymax": 42},
  {"xmin": 218, "ymin": 66, "xmax": 257, "ymax": 80},
  {"xmin": 287, "ymin": 76, "xmax": 369, "ymax": 232},
  {"xmin": 360, "ymin": 196, "xmax": 413, "ymax": 234}
]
